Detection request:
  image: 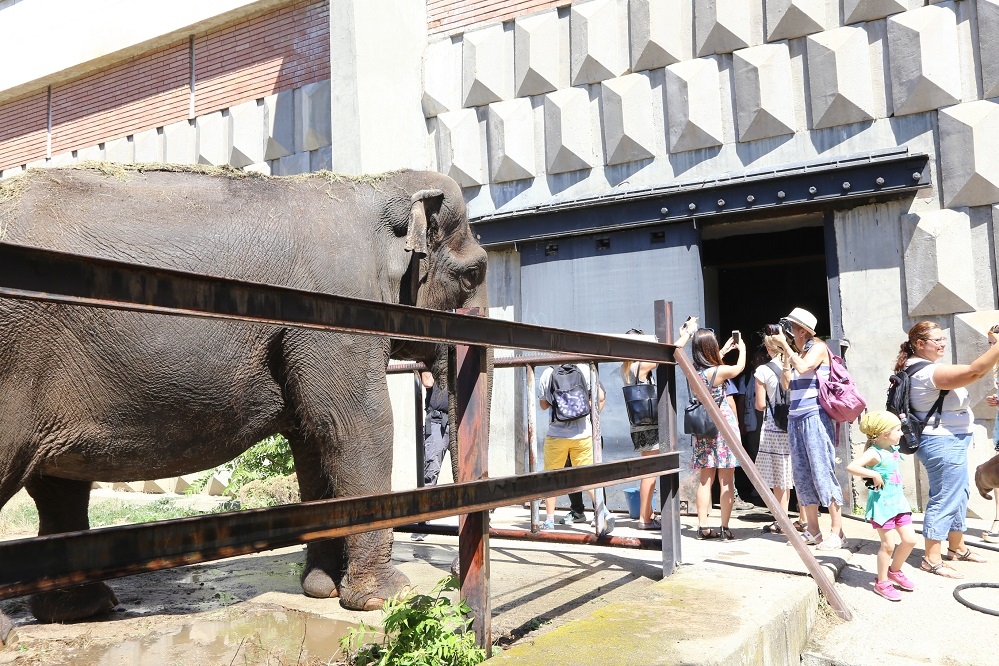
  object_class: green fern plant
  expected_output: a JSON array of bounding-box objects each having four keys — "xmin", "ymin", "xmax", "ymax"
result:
[{"xmin": 340, "ymin": 575, "xmax": 486, "ymax": 666}]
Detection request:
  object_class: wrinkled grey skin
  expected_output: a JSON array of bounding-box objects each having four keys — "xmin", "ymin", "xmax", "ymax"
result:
[{"xmin": 0, "ymin": 167, "xmax": 487, "ymax": 628}]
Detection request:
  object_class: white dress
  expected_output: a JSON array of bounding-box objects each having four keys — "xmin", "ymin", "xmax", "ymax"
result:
[{"xmin": 754, "ymin": 361, "xmax": 794, "ymax": 489}]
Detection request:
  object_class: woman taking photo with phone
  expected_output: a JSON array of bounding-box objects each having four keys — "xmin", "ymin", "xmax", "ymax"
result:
[
  {"xmin": 895, "ymin": 321, "xmax": 999, "ymax": 578},
  {"xmin": 771, "ymin": 308, "xmax": 846, "ymax": 550},
  {"xmin": 689, "ymin": 327, "xmax": 746, "ymax": 540}
]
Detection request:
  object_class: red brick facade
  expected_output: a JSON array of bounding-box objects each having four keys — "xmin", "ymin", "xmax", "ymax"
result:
[
  {"xmin": 428, "ymin": 0, "xmax": 567, "ymax": 37},
  {"xmin": 0, "ymin": 0, "xmax": 330, "ymax": 171}
]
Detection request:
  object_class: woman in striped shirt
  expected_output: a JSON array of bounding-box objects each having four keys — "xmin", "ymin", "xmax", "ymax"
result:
[{"xmin": 771, "ymin": 308, "xmax": 846, "ymax": 550}]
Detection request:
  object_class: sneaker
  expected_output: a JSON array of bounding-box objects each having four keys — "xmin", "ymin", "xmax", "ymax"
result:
[
  {"xmin": 873, "ymin": 580, "xmax": 901, "ymax": 601},
  {"xmin": 560, "ymin": 510, "xmax": 586, "ymax": 525},
  {"xmin": 410, "ymin": 532, "xmax": 427, "ymax": 542},
  {"xmin": 638, "ymin": 517, "xmax": 662, "ymax": 530},
  {"xmin": 593, "ymin": 509, "xmax": 615, "ymax": 535},
  {"xmin": 983, "ymin": 520, "xmax": 999, "ymax": 544},
  {"xmin": 886, "ymin": 568, "xmax": 914, "ymax": 591},
  {"xmin": 732, "ymin": 494, "xmax": 755, "ymax": 511},
  {"xmin": 816, "ymin": 532, "xmax": 846, "ymax": 551},
  {"xmin": 539, "ymin": 518, "xmax": 555, "ymax": 531}
]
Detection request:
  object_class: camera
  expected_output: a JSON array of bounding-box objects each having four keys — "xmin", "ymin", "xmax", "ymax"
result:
[
  {"xmin": 865, "ymin": 478, "xmax": 878, "ymax": 490},
  {"xmin": 765, "ymin": 318, "xmax": 797, "ymax": 352},
  {"xmin": 991, "ymin": 324, "xmax": 999, "ymax": 334}
]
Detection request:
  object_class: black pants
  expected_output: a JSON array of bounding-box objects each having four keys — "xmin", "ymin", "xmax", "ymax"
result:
[{"xmin": 566, "ymin": 455, "xmax": 585, "ymax": 514}]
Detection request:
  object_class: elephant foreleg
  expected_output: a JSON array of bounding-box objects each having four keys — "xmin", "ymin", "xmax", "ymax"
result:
[{"xmin": 24, "ymin": 475, "xmax": 119, "ymax": 622}]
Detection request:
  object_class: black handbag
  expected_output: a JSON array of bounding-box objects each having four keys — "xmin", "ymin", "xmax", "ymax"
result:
[
  {"xmin": 623, "ymin": 373, "xmax": 658, "ymax": 426},
  {"xmin": 683, "ymin": 367, "xmax": 723, "ymax": 438}
]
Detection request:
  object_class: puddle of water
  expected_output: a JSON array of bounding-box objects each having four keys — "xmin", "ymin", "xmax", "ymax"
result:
[{"xmin": 61, "ymin": 608, "xmax": 364, "ymax": 665}]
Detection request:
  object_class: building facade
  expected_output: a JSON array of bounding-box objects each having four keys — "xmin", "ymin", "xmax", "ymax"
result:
[{"xmin": 2, "ymin": 0, "xmax": 998, "ymax": 513}]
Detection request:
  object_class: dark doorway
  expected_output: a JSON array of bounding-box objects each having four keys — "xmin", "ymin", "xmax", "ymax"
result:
[{"xmin": 700, "ymin": 217, "xmax": 830, "ymax": 510}]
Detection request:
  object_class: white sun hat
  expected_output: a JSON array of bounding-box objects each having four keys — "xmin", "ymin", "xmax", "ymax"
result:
[{"xmin": 785, "ymin": 307, "xmax": 817, "ymax": 335}]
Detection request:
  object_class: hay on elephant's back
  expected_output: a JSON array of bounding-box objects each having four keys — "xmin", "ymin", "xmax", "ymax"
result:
[{"xmin": 0, "ymin": 174, "xmax": 29, "ymax": 240}]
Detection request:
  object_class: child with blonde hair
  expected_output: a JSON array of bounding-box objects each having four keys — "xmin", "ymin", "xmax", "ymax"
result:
[{"xmin": 848, "ymin": 411, "xmax": 918, "ymax": 601}]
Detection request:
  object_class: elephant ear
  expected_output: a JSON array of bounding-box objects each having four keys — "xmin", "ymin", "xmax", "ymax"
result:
[{"xmin": 406, "ymin": 189, "xmax": 444, "ymax": 257}]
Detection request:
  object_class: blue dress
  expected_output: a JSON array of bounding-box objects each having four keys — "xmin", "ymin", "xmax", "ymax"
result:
[{"xmin": 865, "ymin": 445, "xmax": 911, "ymax": 526}]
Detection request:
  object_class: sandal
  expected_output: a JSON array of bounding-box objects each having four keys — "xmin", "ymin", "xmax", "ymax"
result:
[
  {"xmin": 697, "ymin": 526, "xmax": 720, "ymax": 540},
  {"xmin": 792, "ymin": 520, "xmax": 806, "ymax": 533},
  {"xmin": 920, "ymin": 557, "xmax": 963, "ymax": 579},
  {"xmin": 762, "ymin": 521, "xmax": 783, "ymax": 534},
  {"xmin": 719, "ymin": 526, "xmax": 734, "ymax": 540},
  {"xmin": 944, "ymin": 548, "xmax": 987, "ymax": 563},
  {"xmin": 984, "ymin": 520, "xmax": 999, "ymax": 544}
]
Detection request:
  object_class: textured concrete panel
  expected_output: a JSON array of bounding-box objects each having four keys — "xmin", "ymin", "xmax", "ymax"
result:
[
  {"xmin": 435, "ymin": 109, "xmax": 484, "ymax": 187},
  {"xmin": 806, "ymin": 26, "xmax": 876, "ymax": 130},
  {"xmin": 978, "ymin": 0, "xmax": 999, "ymax": 98},
  {"xmin": 954, "ymin": 311, "xmax": 999, "ymax": 415},
  {"xmin": 196, "ymin": 112, "xmax": 226, "ymax": 166},
  {"xmin": 263, "ymin": 91, "xmax": 295, "ymax": 161},
  {"xmin": 543, "ymin": 87, "xmax": 596, "ymax": 174},
  {"xmin": 133, "ymin": 127, "xmax": 162, "ymax": 163},
  {"xmin": 310, "ymin": 145, "xmax": 333, "ymax": 172},
  {"xmin": 570, "ymin": 0, "xmax": 630, "ymax": 85},
  {"xmin": 733, "ymin": 43, "xmax": 796, "ymax": 142},
  {"xmin": 665, "ymin": 58, "xmax": 723, "ymax": 152},
  {"xmin": 462, "ymin": 24, "xmax": 513, "ymax": 107},
  {"xmin": 515, "ymin": 10, "xmax": 568, "ymax": 97},
  {"xmin": 843, "ymin": 0, "xmax": 910, "ymax": 24},
  {"xmin": 629, "ymin": 0, "xmax": 693, "ymax": 71},
  {"xmin": 104, "ymin": 136, "xmax": 133, "ymax": 163},
  {"xmin": 765, "ymin": 0, "xmax": 826, "ymax": 41},
  {"xmin": 902, "ymin": 208, "xmax": 977, "ymax": 316},
  {"xmin": 1, "ymin": 166, "xmax": 25, "ymax": 180},
  {"xmin": 272, "ymin": 151, "xmax": 311, "ymax": 176},
  {"xmin": 487, "ymin": 98, "xmax": 535, "ymax": 182},
  {"xmin": 887, "ymin": 4, "xmax": 961, "ymax": 116},
  {"xmin": 294, "ymin": 80, "xmax": 332, "ymax": 153},
  {"xmin": 424, "ymin": 38, "xmax": 461, "ymax": 117},
  {"xmin": 695, "ymin": 0, "xmax": 762, "ymax": 57},
  {"xmin": 600, "ymin": 73, "xmax": 655, "ymax": 165},
  {"xmin": 228, "ymin": 99, "xmax": 264, "ymax": 168},
  {"xmin": 49, "ymin": 152, "xmax": 76, "ymax": 167},
  {"xmin": 76, "ymin": 145, "xmax": 104, "ymax": 162},
  {"xmin": 244, "ymin": 162, "xmax": 271, "ymax": 176},
  {"xmin": 939, "ymin": 100, "xmax": 999, "ymax": 208}
]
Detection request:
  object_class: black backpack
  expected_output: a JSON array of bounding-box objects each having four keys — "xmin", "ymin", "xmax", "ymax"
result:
[
  {"xmin": 886, "ymin": 361, "xmax": 948, "ymax": 455},
  {"xmin": 764, "ymin": 361, "xmax": 790, "ymax": 432},
  {"xmin": 549, "ymin": 364, "xmax": 591, "ymax": 423}
]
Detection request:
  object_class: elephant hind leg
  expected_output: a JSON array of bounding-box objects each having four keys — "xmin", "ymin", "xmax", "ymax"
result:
[{"xmin": 24, "ymin": 475, "xmax": 119, "ymax": 622}]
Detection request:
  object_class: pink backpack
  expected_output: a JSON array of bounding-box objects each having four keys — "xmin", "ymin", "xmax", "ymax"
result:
[{"xmin": 817, "ymin": 354, "xmax": 867, "ymax": 424}]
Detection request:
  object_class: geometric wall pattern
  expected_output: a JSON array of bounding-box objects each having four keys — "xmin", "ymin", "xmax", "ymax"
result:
[
  {"xmin": 515, "ymin": 10, "xmax": 567, "ymax": 97},
  {"xmin": 765, "ymin": 0, "xmax": 827, "ymax": 41},
  {"xmin": 886, "ymin": 3, "xmax": 961, "ymax": 117},
  {"xmin": 571, "ymin": 0, "xmax": 630, "ymax": 85},
  {"xmin": 423, "ymin": 38, "xmax": 461, "ymax": 117},
  {"xmin": 435, "ymin": 108, "xmax": 485, "ymax": 188},
  {"xmin": 629, "ymin": 0, "xmax": 693, "ymax": 71},
  {"xmin": 843, "ymin": 0, "xmax": 910, "ymax": 25},
  {"xmin": 544, "ymin": 87, "xmax": 596, "ymax": 174},
  {"xmin": 487, "ymin": 98, "xmax": 535, "ymax": 182},
  {"xmin": 463, "ymin": 24, "xmax": 513, "ymax": 108},
  {"xmin": 732, "ymin": 43, "xmax": 796, "ymax": 142},
  {"xmin": 954, "ymin": 310, "xmax": 999, "ymax": 416},
  {"xmin": 694, "ymin": 0, "xmax": 762, "ymax": 57},
  {"xmin": 806, "ymin": 26, "xmax": 876, "ymax": 130},
  {"xmin": 977, "ymin": 0, "xmax": 999, "ymax": 99},
  {"xmin": 600, "ymin": 73, "xmax": 655, "ymax": 165},
  {"xmin": 901, "ymin": 208, "xmax": 977, "ymax": 316},
  {"xmin": 938, "ymin": 100, "xmax": 999, "ymax": 208},
  {"xmin": 665, "ymin": 57, "xmax": 724, "ymax": 152}
]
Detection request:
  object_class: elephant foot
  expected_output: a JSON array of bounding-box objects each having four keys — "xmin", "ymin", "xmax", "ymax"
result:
[
  {"xmin": 975, "ymin": 465, "xmax": 995, "ymax": 501},
  {"xmin": 0, "ymin": 609, "xmax": 13, "ymax": 646},
  {"xmin": 338, "ymin": 566, "xmax": 410, "ymax": 611},
  {"xmin": 301, "ymin": 567, "xmax": 340, "ymax": 599},
  {"xmin": 29, "ymin": 583, "xmax": 119, "ymax": 623}
]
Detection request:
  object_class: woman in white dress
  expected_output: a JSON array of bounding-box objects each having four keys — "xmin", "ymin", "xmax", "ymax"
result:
[{"xmin": 753, "ymin": 336, "xmax": 794, "ymax": 534}]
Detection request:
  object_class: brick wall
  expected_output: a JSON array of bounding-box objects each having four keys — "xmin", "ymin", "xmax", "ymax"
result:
[
  {"xmin": 195, "ymin": 0, "xmax": 330, "ymax": 116},
  {"xmin": 0, "ymin": 0, "xmax": 330, "ymax": 170},
  {"xmin": 428, "ymin": 0, "xmax": 567, "ymax": 37},
  {"xmin": 0, "ymin": 91, "xmax": 47, "ymax": 169}
]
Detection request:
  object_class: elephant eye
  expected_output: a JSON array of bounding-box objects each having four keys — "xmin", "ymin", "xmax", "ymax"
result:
[{"xmin": 459, "ymin": 265, "xmax": 481, "ymax": 293}]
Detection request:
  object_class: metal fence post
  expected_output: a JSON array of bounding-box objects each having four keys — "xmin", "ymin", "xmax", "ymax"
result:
[
  {"xmin": 414, "ymin": 371, "xmax": 425, "ymax": 488},
  {"xmin": 452, "ymin": 308, "xmax": 491, "ymax": 654},
  {"xmin": 655, "ymin": 300, "xmax": 681, "ymax": 575},
  {"xmin": 527, "ymin": 364, "xmax": 539, "ymax": 532}
]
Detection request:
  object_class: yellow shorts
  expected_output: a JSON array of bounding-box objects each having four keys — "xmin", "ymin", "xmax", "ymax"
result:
[{"xmin": 543, "ymin": 436, "xmax": 594, "ymax": 470}]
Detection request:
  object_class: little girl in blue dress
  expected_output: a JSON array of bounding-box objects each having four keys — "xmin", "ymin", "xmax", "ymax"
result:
[{"xmin": 847, "ymin": 411, "xmax": 918, "ymax": 601}]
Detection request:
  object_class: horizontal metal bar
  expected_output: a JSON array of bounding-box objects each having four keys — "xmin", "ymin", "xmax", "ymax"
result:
[
  {"xmin": 0, "ymin": 452, "xmax": 678, "ymax": 601},
  {"xmin": 0, "ymin": 243, "xmax": 675, "ymax": 364},
  {"xmin": 388, "ymin": 352, "xmax": 656, "ymax": 375},
  {"xmin": 395, "ymin": 523, "xmax": 663, "ymax": 550}
]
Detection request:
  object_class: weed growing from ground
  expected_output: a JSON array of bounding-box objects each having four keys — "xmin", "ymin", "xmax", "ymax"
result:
[{"xmin": 339, "ymin": 576, "xmax": 486, "ymax": 666}]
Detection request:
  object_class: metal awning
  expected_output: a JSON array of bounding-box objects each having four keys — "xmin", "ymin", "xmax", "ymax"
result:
[{"xmin": 470, "ymin": 148, "xmax": 930, "ymax": 247}]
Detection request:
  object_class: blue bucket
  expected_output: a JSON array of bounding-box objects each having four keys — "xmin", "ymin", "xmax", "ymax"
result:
[{"xmin": 623, "ymin": 488, "xmax": 641, "ymax": 519}]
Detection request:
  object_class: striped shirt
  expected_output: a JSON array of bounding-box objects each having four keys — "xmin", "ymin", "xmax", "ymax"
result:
[{"xmin": 788, "ymin": 363, "xmax": 829, "ymax": 417}]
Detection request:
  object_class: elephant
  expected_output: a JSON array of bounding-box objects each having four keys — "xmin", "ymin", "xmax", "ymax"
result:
[{"xmin": 0, "ymin": 165, "xmax": 488, "ymax": 629}]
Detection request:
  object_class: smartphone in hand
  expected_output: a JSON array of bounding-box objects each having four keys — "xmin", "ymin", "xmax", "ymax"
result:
[{"xmin": 732, "ymin": 330, "xmax": 741, "ymax": 344}]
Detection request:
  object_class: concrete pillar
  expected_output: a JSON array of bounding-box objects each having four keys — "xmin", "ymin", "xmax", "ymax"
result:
[{"xmin": 331, "ymin": 0, "xmax": 428, "ymax": 174}]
